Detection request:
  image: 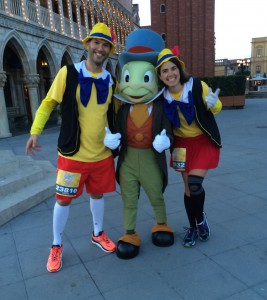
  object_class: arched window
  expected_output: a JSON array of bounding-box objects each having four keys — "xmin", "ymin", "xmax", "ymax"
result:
[
  {"xmin": 256, "ymin": 48, "xmax": 262, "ymax": 57},
  {"xmin": 161, "ymin": 33, "xmax": 166, "ymax": 41},
  {"xmin": 160, "ymin": 4, "xmax": 165, "ymax": 13}
]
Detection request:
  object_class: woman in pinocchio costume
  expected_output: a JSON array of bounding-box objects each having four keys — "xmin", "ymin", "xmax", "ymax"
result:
[
  {"xmin": 156, "ymin": 47, "xmax": 222, "ymax": 248},
  {"xmin": 104, "ymin": 29, "xmax": 174, "ymax": 259}
]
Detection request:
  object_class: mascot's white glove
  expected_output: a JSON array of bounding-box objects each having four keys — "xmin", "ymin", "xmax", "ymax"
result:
[
  {"xmin": 153, "ymin": 129, "xmax": 170, "ymax": 153},
  {"xmin": 104, "ymin": 127, "xmax": 121, "ymax": 150},
  {"xmin": 205, "ymin": 87, "xmax": 220, "ymax": 109}
]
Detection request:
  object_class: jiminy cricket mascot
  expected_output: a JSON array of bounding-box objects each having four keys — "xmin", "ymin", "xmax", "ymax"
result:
[{"xmin": 104, "ymin": 29, "xmax": 175, "ymax": 259}]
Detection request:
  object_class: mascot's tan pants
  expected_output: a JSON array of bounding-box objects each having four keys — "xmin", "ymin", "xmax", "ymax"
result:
[{"xmin": 119, "ymin": 147, "xmax": 167, "ymax": 230}]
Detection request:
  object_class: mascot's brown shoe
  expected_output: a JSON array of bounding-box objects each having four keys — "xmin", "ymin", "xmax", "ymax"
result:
[
  {"xmin": 151, "ymin": 224, "xmax": 174, "ymax": 247},
  {"xmin": 116, "ymin": 233, "xmax": 141, "ymax": 260}
]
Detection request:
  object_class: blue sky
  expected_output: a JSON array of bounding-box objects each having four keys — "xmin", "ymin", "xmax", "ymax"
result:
[{"xmin": 133, "ymin": 0, "xmax": 267, "ymax": 59}]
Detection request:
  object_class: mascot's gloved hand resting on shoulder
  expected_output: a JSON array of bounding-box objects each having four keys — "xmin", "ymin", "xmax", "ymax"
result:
[{"xmin": 106, "ymin": 29, "xmax": 175, "ymax": 259}]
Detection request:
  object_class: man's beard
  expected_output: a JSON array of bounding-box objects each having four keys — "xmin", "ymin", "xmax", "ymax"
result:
[{"xmin": 95, "ymin": 60, "xmax": 103, "ymax": 66}]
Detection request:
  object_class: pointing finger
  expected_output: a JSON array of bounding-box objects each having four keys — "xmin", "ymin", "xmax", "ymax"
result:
[{"xmin": 214, "ymin": 88, "xmax": 220, "ymax": 96}]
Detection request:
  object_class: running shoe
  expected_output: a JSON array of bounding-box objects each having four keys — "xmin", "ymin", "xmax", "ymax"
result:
[
  {"xmin": 197, "ymin": 212, "xmax": 210, "ymax": 241},
  {"xmin": 91, "ymin": 231, "xmax": 116, "ymax": 253},
  {"xmin": 183, "ymin": 227, "xmax": 198, "ymax": 248},
  {"xmin": 46, "ymin": 245, "xmax": 63, "ymax": 273}
]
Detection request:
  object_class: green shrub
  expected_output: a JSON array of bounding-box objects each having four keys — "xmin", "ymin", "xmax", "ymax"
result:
[{"xmin": 200, "ymin": 75, "xmax": 246, "ymax": 96}]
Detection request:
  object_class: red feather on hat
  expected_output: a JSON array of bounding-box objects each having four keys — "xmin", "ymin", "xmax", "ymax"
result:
[
  {"xmin": 110, "ymin": 27, "xmax": 116, "ymax": 42},
  {"xmin": 171, "ymin": 45, "xmax": 180, "ymax": 57}
]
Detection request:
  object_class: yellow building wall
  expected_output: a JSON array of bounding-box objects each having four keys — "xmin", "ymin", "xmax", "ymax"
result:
[{"xmin": 251, "ymin": 37, "xmax": 267, "ymax": 76}]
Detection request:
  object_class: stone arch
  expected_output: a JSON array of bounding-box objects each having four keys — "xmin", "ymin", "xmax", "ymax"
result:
[
  {"xmin": 60, "ymin": 45, "xmax": 75, "ymax": 67},
  {"xmin": 80, "ymin": 50, "xmax": 88, "ymax": 62},
  {"xmin": 1, "ymin": 31, "xmax": 34, "ymax": 130},
  {"xmin": 0, "ymin": 30, "xmax": 32, "ymax": 73},
  {"xmin": 35, "ymin": 40, "xmax": 57, "ymax": 77},
  {"xmin": 34, "ymin": 41, "xmax": 58, "ymax": 106}
]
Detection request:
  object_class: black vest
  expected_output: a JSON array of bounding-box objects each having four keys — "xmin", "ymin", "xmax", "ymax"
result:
[
  {"xmin": 57, "ymin": 65, "xmax": 117, "ymax": 156},
  {"xmin": 192, "ymin": 78, "xmax": 222, "ymax": 148},
  {"xmin": 57, "ymin": 65, "xmax": 80, "ymax": 156}
]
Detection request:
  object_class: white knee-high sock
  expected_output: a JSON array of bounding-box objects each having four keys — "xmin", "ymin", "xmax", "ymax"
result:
[
  {"xmin": 90, "ymin": 197, "xmax": 104, "ymax": 236},
  {"xmin": 53, "ymin": 202, "xmax": 70, "ymax": 246}
]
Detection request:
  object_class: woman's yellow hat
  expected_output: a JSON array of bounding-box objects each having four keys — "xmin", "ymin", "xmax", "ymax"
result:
[
  {"xmin": 155, "ymin": 47, "xmax": 185, "ymax": 70},
  {"xmin": 82, "ymin": 23, "xmax": 116, "ymax": 56}
]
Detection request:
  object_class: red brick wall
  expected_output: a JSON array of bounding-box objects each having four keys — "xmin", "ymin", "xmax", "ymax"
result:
[{"xmin": 150, "ymin": 0, "xmax": 215, "ymax": 77}]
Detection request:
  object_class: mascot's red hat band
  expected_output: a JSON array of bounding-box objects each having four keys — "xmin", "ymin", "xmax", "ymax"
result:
[
  {"xmin": 128, "ymin": 46, "xmax": 155, "ymax": 53},
  {"xmin": 119, "ymin": 29, "xmax": 165, "ymax": 66}
]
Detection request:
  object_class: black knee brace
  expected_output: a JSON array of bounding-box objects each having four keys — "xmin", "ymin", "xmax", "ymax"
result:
[{"xmin": 188, "ymin": 175, "xmax": 204, "ymax": 195}]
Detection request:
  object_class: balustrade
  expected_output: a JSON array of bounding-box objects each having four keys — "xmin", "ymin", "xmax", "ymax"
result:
[
  {"xmin": 7, "ymin": 0, "xmax": 22, "ymax": 16},
  {"xmin": 0, "ymin": 0, "xmax": 129, "ymax": 52}
]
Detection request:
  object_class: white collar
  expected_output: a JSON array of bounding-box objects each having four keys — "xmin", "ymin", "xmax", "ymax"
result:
[
  {"xmin": 163, "ymin": 77, "xmax": 193, "ymax": 104},
  {"xmin": 74, "ymin": 61, "xmax": 113, "ymax": 86}
]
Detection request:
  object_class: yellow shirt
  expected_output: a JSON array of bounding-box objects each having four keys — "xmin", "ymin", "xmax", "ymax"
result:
[
  {"xmin": 31, "ymin": 65, "xmax": 113, "ymax": 162},
  {"xmin": 171, "ymin": 81, "xmax": 222, "ymax": 138}
]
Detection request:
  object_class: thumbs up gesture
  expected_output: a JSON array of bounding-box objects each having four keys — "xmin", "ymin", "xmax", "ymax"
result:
[
  {"xmin": 152, "ymin": 129, "xmax": 170, "ymax": 153},
  {"xmin": 205, "ymin": 87, "xmax": 220, "ymax": 109},
  {"xmin": 103, "ymin": 127, "xmax": 121, "ymax": 150}
]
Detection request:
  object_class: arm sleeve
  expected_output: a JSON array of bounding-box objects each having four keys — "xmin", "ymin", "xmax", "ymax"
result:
[
  {"xmin": 30, "ymin": 99, "xmax": 58, "ymax": 135},
  {"xmin": 201, "ymin": 81, "xmax": 222, "ymax": 115},
  {"xmin": 30, "ymin": 67, "xmax": 67, "ymax": 135}
]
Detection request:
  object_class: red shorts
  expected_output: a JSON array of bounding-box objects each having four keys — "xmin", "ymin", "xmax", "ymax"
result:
[
  {"xmin": 55, "ymin": 155, "xmax": 116, "ymax": 202},
  {"xmin": 170, "ymin": 134, "xmax": 220, "ymax": 173}
]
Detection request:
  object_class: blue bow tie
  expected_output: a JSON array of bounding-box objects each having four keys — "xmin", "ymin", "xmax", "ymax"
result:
[
  {"xmin": 78, "ymin": 70, "xmax": 110, "ymax": 107},
  {"xmin": 163, "ymin": 91, "xmax": 195, "ymax": 127}
]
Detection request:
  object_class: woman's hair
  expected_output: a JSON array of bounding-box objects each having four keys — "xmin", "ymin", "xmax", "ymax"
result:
[{"xmin": 157, "ymin": 57, "xmax": 191, "ymax": 88}]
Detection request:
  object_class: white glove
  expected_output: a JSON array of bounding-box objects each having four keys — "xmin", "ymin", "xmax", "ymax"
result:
[
  {"xmin": 152, "ymin": 129, "xmax": 170, "ymax": 153},
  {"xmin": 103, "ymin": 127, "xmax": 121, "ymax": 150},
  {"xmin": 205, "ymin": 88, "xmax": 220, "ymax": 109}
]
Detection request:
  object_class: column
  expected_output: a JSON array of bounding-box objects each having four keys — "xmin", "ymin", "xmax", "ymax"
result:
[
  {"xmin": 87, "ymin": 0, "xmax": 95, "ymax": 28},
  {"xmin": 21, "ymin": 0, "xmax": 30, "ymax": 21},
  {"xmin": 0, "ymin": 72, "xmax": 12, "ymax": 138},
  {"xmin": 73, "ymin": 0, "xmax": 82, "ymax": 40},
  {"xmin": 83, "ymin": 4, "xmax": 89, "ymax": 36},
  {"xmin": 24, "ymin": 74, "xmax": 40, "ymax": 120},
  {"xmin": 47, "ymin": 0, "xmax": 55, "ymax": 31},
  {"xmin": 57, "ymin": 0, "xmax": 66, "ymax": 34},
  {"xmin": 34, "ymin": 0, "xmax": 42, "ymax": 26},
  {"xmin": 67, "ymin": 0, "xmax": 74, "ymax": 38}
]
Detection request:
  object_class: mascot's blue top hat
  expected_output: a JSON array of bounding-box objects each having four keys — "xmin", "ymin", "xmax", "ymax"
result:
[{"xmin": 119, "ymin": 29, "xmax": 165, "ymax": 67}]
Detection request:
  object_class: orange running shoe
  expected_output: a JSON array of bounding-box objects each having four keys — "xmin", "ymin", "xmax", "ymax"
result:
[
  {"xmin": 46, "ymin": 245, "xmax": 63, "ymax": 273},
  {"xmin": 91, "ymin": 231, "xmax": 116, "ymax": 253}
]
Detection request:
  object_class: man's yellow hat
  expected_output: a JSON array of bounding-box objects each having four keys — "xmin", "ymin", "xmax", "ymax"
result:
[
  {"xmin": 82, "ymin": 23, "xmax": 116, "ymax": 56},
  {"xmin": 155, "ymin": 47, "xmax": 185, "ymax": 70}
]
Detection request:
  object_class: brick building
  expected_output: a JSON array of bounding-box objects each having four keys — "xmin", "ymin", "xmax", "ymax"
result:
[{"xmin": 150, "ymin": 0, "xmax": 215, "ymax": 77}]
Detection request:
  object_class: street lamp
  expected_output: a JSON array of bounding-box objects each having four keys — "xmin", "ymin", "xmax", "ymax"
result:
[{"xmin": 237, "ymin": 59, "xmax": 250, "ymax": 75}]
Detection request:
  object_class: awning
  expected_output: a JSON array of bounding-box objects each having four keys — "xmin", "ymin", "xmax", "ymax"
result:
[{"xmin": 249, "ymin": 76, "xmax": 267, "ymax": 81}]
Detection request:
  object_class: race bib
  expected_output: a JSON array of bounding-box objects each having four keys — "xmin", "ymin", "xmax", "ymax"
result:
[
  {"xmin": 56, "ymin": 170, "xmax": 81, "ymax": 197},
  {"xmin": 172, "ymin": 147, "xmax": 186, "ymax": 171}
]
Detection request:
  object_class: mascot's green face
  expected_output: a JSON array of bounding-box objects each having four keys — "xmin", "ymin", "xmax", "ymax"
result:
[{"xmin": 119, "ymin": 61, "xmax": 159, "ymax": 104}]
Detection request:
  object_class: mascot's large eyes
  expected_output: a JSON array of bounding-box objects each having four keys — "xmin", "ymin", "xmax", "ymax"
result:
[
  {"xmin": 123, "ymin": 69, "xmax": 130, "ymax": 82},
  {"xmin": 144, "ymin": 71, "xmax": 154, "ymax": 83}
]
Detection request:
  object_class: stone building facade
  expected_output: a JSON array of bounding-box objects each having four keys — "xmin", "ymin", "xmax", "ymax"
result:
[
  {"xmin": 150, "ymin": 0, "xmax": 215, "ymax": 78},
  {"xmin": 251, "ymin": 37, "xmax": 267, "ymax": 77},
  {"xmin": 0, "ymin": 0, "xmax": 135, "ymax": 138}
]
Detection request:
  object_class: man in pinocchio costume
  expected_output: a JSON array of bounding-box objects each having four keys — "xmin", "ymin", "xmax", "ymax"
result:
[{"xmin": 104, "ymin": 29, "xmax": 174, "ymax": 259}]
